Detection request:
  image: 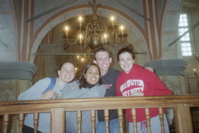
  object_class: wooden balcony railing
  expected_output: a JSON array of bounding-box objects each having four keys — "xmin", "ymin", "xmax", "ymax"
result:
[{"xmin": 0, "ymin": 95, "xmax": 199, "ymax": 133}]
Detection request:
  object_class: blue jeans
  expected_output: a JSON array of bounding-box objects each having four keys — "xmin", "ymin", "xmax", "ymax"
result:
[
  {"xmin": 66, "ymin": 129, "xmax": 73, "ymax": 133},
  {"xmin": 128, "ymin": 115, "xmax": 169, "ymax": 133},
  {"xmin": 96, "ymin": 119, "xmax": 120, "ymax": 133}
]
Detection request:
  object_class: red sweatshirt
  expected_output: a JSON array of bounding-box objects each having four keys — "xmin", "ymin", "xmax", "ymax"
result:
[{"xmin": 116, "ymin": 64, "xmax": 172, "ymax": 122}]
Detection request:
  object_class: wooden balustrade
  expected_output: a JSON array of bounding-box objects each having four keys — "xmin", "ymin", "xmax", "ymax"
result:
[{"xmin": 0, "ymin": 95, "xmax": 199, "ymax": 133}]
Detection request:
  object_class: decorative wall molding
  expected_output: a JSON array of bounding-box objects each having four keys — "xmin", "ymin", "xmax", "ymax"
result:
[{"xmin": 0, "ymin": 62, "xmax": 37, "ymax": 81}]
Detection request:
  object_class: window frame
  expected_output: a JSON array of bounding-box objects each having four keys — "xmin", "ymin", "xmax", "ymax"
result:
[{"xmin": 178, "ymin": 12, "xmax": 193, "ymax": 57}]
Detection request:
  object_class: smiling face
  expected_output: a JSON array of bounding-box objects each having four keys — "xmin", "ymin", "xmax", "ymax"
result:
[
  {"xmin": 93, "ymin": 51, "xmax": 112, "ymax": 76},
  {"xmin": 58, "ymin": 62, "xmax": 75, "ymax": 84},
  {"xmin": 118, "ymin": 52, "xmax": 135, "ymax": 74},
  {"xmin": 84, "ymin": 65, "xmax": 100, "ymax": 85}
]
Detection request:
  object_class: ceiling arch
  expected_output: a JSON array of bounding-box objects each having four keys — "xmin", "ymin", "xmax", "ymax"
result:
[{"xmin": 30, "ymin": 6, "xmax": 147, "ymax": 63}]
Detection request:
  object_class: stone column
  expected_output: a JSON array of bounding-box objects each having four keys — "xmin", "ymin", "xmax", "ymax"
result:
[{"xmin": 0, "ymin": 62, "xmax": 37, "ymax": 101}]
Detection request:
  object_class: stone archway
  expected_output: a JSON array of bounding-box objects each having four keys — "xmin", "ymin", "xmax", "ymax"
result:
[{"xmin": 30, "ymin": 7, "xmax": 147, "ymax": 63}]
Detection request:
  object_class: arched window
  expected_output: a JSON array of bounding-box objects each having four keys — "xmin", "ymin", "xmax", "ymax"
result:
[{"xmin": 178, "ymin": 13, "xmax": 192, "ymax": 56}]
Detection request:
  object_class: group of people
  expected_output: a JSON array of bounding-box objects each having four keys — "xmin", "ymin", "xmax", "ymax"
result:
[{"xmin": 18, "ymin": 46, "xmax": 172, "ymax": 133}]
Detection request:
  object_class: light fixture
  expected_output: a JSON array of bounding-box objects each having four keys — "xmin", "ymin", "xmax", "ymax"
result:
[
  {"xmin": 63, "ymin": 0, "xmax": 127, "ymax": 50},
  {"xmin": 193, "ymin": 68, "xmax": 199, "ymax": 78},
  {"xmin": 195, "ymin": 52, "xmax": 199, "ymax": 62},
  {"xmin": 193, "ymin": 68, "xmax": 197, "ymax": 74},
  {"xmin": 193, "ymin": 68, "xmax": 198, "ymax": 77},
  {"xmin": 75, "ymin": 67, "xmax": 78, "ymax": 73}
]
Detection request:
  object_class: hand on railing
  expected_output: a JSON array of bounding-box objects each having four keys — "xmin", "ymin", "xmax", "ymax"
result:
[
  {"xmin": 40, "ymin": 89, "xmax": 59, "ymax": 99},
  {"xmin": 53, "ymin": 92, "xmax": 60, "ymax": 99}
]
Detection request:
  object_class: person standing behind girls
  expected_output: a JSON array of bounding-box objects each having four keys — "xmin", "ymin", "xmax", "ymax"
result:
[
  {"xmin": 61, "ymin": 63, "xmax": 106, "ymax": 133},
  {"xmin": 116, "ymin": 46, "xmax": 172, "ymax": 133},
  {"xmin": 93, "ymin": 46, "xmax": 121, "ymax": 133},
  {"xmin": 18, "ymin": 62, "xmax": 75, "ymax": 133}
]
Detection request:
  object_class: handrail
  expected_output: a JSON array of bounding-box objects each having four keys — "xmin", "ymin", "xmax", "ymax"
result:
[{"xmin": 0, "ymin": 95, "xmax": 199, "ymax": 133}]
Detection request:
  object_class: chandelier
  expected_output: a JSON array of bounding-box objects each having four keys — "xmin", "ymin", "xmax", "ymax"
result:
[{"xmin": 63, "ymin": 0, "xmax": 128, "ymax": 50}]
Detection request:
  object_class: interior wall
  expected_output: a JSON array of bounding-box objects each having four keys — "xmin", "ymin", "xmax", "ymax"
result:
[
  {"xmin": 1, "ymin": 0, "xmax": 199, "ymax": 103},
  {"xmin": 32, "ymin": 6, "xmax": 148, "ymax": 80},
  {"xmin": 181, "ymin": 4, "xmax": 199, "ymax": 73}
]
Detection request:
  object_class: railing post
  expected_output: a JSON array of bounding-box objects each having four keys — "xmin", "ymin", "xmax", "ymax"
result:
[
  {"xmin": 18, "ymin": 113, "xmax": 24, "ymax": 133},
  {"xmin": 51, "ymin": 108, "xmax": 65, "ymax": 133},
  {"xmin": 34, "ymin": 113, "xmax": 39, "ymax": 133},
  {"xmin": 91, "ymin": 110, "xmax": 96, "ymax": 133},
  {"xmin": 77, "ymin": 110, "xmax": 82, "ymax": 133},
  {"xmin": 118, "ymin": 109, "xmax": 124, "ymax": 133},
  {"xmin": 176, "ymin": 104, "xmax": 193, "ymax": 133},
  {"xmin": 158, "ymin": 108, "xmax": 165, "ymax": 133},
  {"xmin": 3, "ymin": 114, "xmax": 9, "ymax": 133},
  {"xmin": 104, "ymin": 109, "xmax": 109, "ymax": 133}
]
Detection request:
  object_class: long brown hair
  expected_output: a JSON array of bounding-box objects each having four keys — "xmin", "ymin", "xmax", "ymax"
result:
[{"xmin": 79, "ymin": 63, "xmax": 102, "ymax": 88}]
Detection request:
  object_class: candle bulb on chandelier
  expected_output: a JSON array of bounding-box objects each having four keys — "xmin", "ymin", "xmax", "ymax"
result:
[
  {"xmin": 193, "ymin": 68, "xmax": 197, "ymax": 74},
  {"xmin": 65, "ymin": 26, "xmax": 69, "ymax": 36},
  {"xmin": 110, "ymin": 16, "xmax": 115, "ymax": 26},
  {"xmin": 120, "ymin": 25, "xmax": 124, "ymax": 35},
  {"xmin": 81, "ymin": 57, "xmax": 85, "ymax": 62},
  {"xmin": 103, "ymin": 34, "xmax": 107, "ymax": 44},
  {"xmin": 110, "ymin": 16, "xmax": 115, "ymax": 34},
  {"xmin": 79, "ymin": 34, "xmax": 83, "ymax": 44},
  {"xmin": 76, "ymin": 55, "xmax": 80, "ymax": 59},
  {"xmin": 75, "ymin": 67, "xmax": 78, "ymax": 73},
  {"xmin": 78, "ymin": 16, "xmax": 83, "ymax": 30},
  {"xmin": 120, "ymin": 25, "xmax": 124, "ymax": 43}
]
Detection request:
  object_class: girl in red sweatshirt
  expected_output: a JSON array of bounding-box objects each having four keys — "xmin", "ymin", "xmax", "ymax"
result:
[{"xmin": 116, "ymin": 46, "xmax": 172, "ymax": 133}]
